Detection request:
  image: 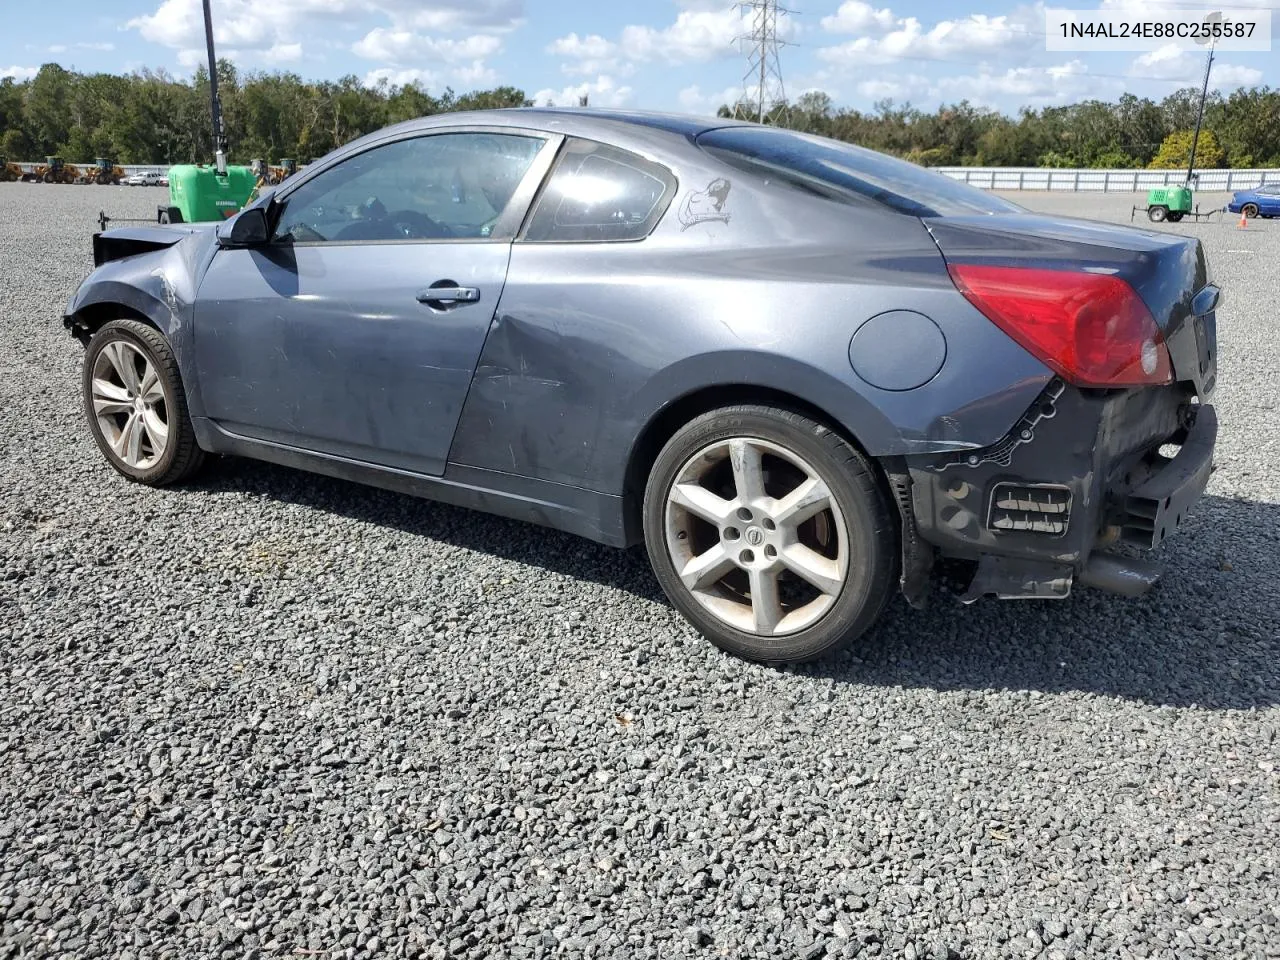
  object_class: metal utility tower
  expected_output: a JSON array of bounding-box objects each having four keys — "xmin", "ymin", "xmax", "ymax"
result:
[{"xmin": 733, "ymin": 0, "xmax": 789, "ymax": 124}]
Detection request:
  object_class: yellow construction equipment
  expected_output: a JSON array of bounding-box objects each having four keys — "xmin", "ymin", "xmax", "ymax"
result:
[
  {"xmin": 0, "ymin": 156, "xmax": 23, "ymax": 182},
  {"xmin": 33, "ymin": 157, "xmax": 80, "ymax": 184},
  {"xmin": 267, "ymin": 158, "xmax": 297, "ymax": 184},
  {"xmin": 90, "ymin": 158, "xmax": 125, "ymax": 185}
]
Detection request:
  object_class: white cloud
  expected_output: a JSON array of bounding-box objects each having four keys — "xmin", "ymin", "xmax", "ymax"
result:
[
  {"xmin": 938, "ymin": 59, "xmax": 1103, "ymax": 103},
  {"xmin": 373, "ymin": 0, "xmax": 522, "ymax": 32},
  {"xmin": 1211, "ymin": 63, "xmax": 1266, "ymax": 86},
  {"xmin": 361, "ymin": 59, "xmax": 497, "ymax": 91},
  {"xmin": 547, "ymin": 5, "xmax": 792, "ymax": 75},
  {"xmin": 48, "ymin": 45, "xmax": 68, "ymax": 54},
  {"xmin": 127, "ymin": 0, "xmax": 521, "ymax": 83},
  {"xmin": 78, "ymin": 42, "xmax": 116, "ymax": 52},
  {"xmin": 619, "ymin": 9, "xmax": 746, "ymax": 63},
  {"xmin": 677, "ymin": 83, "xmax": 743, "ymax": 115},
  {"xmin": 822, "ymin": 1, "xmax": 896, "ymax": 34},
  {"xmin": 818, "ymin": 11, "xmax": 1039, "ymax": 67},
  {"xmin": 453, "ymin": 60, "xmax": 498, "ymax": 86},
  {"xmin": 548, "ymin": 32, "xmax": 615, "ymax": 60},
  {"xmin": 1131, "ymin": 45, "xmax": 1263, "ymax": 87},
  {"xmin": 352, "ymin": 28, "xmax": 502, "ymax": 65},
  {"xmin": 546, "ymin": 32, "xmax": 627, "ymax": 76},
  {"xmin": 262, "ymin": 42, "xmax": 303, "ymax": 64},
  {"xmin": 176, "ymin": 48, "xmax": 206, "ymax": 69},
  {"xmin": 531, "ymin": 75, "xmax": 632, "ymax": 108},
  {"xmin": 857, "ymin": 73, "xmax": 932, "ymax": 100},
  {"xmin": 364, "ymin": 67, "xmax": 438, "ymax": 88},
  {"xmin": 1, "ymin": 65, "xmax": 38, "ymax": 82}
]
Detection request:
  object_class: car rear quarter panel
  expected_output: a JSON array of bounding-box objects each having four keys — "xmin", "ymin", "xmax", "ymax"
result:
[{"xmin": 449, "ymin": 149, "xmax": 1053, "ymax": 497}]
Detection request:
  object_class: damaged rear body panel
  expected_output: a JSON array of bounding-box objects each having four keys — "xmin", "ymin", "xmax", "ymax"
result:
[{"xmin": 909, "ymin": 212, "xmax": 1220, "ymax": 601}]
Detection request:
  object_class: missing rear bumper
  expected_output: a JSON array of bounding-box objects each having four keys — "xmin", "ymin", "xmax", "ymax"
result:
[
  {"xmin": 903, "ymin": 385, "xmax": 1216, "ymax": 603},
  {"xmin": 1118, "ymin": 404, "xmax": 1217, "ymax": 548}
]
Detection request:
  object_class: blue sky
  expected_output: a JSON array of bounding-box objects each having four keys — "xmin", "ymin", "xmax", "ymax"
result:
[{"xmin": 2, "ymin": 0, "xmax": 1276, "ymax": 115}]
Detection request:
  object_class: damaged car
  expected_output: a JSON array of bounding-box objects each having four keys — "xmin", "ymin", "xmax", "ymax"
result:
[{"xmin": 64, "ymin": 109, "xmax": 1219, "ymax": 664}]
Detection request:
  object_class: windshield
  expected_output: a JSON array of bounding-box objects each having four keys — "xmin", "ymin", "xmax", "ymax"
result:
[{"xmin": 697, "ymin": 126, "xmax": 1021, "ymax": 218}]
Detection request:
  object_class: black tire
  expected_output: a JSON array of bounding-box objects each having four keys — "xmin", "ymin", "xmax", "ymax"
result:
[
  {"xmin": 1166, "ymin": 211, "xmax": 1184, "ymax": 223},
  {"xmin": 642, "ymin": 405, "xmax": 897, "ymax": 665},
  {"xmin": 157, "ymin": 209, "xmax": 171, "ymax": 224},
  {"xmin": 1148, "ymin": 205, "xmax": 1168, "ymax": 222},
  {"xmin": 82, "ymin": 319, "xmax": 205, "ymax": 485},
  {"xmin": 1242, "ymin": 203, "xmax": 1259, "ymax": 219}
]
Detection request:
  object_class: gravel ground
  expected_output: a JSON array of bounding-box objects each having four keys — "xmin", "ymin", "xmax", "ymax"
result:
[{"xmin": 1, "ymin": 183, "xmax": 1277, "ymax": 960}]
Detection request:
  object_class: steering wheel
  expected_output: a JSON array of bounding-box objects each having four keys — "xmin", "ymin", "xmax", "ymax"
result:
[
  {"xmin": 387, "ymin": 209, "xmax": 455, "ymax": 239},
  {"xmin": 286, "ymin": 222, "xmax": 326, "ymax": 243}
]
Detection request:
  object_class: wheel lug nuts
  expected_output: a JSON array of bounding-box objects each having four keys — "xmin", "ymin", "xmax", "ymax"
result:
[
  {"xmin": 723, "ymin": 527, "xmax": 740, "ymax": 541},
  {"xmin": 736, "ymin": 507, "xmax": 753, "ymax": 522},
  {"xmin": 764, "ymin": 545, "xmax": 777, "ymax": 559},
  {"xmin": 762, "ymin": 518, "xmax": 776, "ymax": 531},
  {"xmin": 739, "ymin": 549, "xmax": 754, "ymax": 564}
]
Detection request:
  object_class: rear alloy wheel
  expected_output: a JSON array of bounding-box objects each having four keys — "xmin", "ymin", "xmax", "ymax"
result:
[
  {"xmin": 1242, "ymin": 203, "xmax": 1259, "ymax": 219},
  {"xmin": 1148, "ymin": 205, "xmax": 1168, "ymax": 222},
  {"xmin": 82, "ymin": 319, "xmax": 204, "ymax": 485},
  {"xmin": 643, "ymin": 405, "xmax": 897, "ymax": 664}
]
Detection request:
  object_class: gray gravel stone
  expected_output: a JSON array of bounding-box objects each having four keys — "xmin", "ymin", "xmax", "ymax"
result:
[{"xmin": 0, "ymin": 183, "xmax": 1278, "ymax": 959}]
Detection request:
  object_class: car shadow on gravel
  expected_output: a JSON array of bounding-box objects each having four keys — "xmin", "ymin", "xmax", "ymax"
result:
[
  {"xmin": 807, "ymin": 494, "xmax": 1280, "ymax": 711},
  {"xmin": 192, "ymin": 457, "xmax": 1277, "ymax": 710},
  {"xmin": 189, "ymin": 456, "xmax": 671, "ymax": 604}
]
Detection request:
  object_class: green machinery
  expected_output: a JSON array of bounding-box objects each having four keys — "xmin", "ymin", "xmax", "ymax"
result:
[
  {"xmin": 1142, "ymin": 184, "xmax": 1194, "ymax": 223},
  {"xmin": 157, "ymin": 164, "xmax": 257, "ymax": 224},
  {"xmin": 1133, "ymin": 44, "xmax": 1220, "ymax": 225},
  {"xmin": 155, "ymin": 0, "xmax": 256, "ymax": 224},
  {"xmin": 99, "ymin": 0, "xmax": 260, "ymax": 231}
]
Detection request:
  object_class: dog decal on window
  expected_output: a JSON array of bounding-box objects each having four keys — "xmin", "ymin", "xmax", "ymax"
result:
[{"xmin": 678, "ymin": 178, "xmax": 732, "ymax": 230}]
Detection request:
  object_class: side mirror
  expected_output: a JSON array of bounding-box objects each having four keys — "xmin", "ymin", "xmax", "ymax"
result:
[{"xmin": 218, "ymin": 205, "xmax": 270, "ymax": 247}]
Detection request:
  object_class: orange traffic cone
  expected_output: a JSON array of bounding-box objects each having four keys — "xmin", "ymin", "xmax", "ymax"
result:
[{"xmin": 1239, "ymin": 211, "xmax": 1248, "ymax": 229}]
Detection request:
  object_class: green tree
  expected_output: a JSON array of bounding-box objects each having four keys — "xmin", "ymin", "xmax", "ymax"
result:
[{"xmin": 1148, "ymin": 129, "xmax": 1225, "ymax": 169}]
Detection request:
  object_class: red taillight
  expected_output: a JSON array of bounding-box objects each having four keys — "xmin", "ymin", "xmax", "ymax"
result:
[{"xmin": 948, "ymin": 264, "xmax": 1173, "ymax": 388}]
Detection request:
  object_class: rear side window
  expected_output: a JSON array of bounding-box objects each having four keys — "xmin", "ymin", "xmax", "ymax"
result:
[
  {"xmin": 522, "ymin": 139, "xmax": 676, "ymax": 242},
  {"xmin": 697, "ymin": 127, "xmax": 1022, "ymax": 218}
]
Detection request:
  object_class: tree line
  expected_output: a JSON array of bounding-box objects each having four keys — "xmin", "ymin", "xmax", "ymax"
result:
[{"xmin": 2, "ymin": 62, "xmax": 1279, "ymax": 169}]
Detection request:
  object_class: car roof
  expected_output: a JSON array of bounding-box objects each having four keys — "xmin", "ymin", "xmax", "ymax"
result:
[{"xmin": 374, "ymin": 107, "xmax": 756, "ymax": 145}]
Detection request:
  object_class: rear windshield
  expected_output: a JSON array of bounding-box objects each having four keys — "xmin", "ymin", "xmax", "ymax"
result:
[{"xmin": 697, "ymin": 127, "xmax": 1021, "ymax": 218}]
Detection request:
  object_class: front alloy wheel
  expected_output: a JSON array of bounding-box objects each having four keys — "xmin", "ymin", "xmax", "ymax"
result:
[
  {"xmin": 82, "ymin": 319, "xmax": 204, "ymax": 485},
  {"xmin": 643, "ymin": 405, "xmax": 897, "ymax": 664},
  {"xmin": 91, "ymin": 340, "xmax": 169, "ymax": 470}
]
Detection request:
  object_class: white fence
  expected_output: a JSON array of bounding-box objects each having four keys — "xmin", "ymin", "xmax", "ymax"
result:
[
  {"xmin": 9, "ymin": 161, "xmax": 1275, "ymax": 193},
  {"xmin": 934, "ymin": 166, "xmax": 1280, "ymax": 192},
  {"xmin": 7, "ymin": 163, "xmax": 308, "ymax": 177}
]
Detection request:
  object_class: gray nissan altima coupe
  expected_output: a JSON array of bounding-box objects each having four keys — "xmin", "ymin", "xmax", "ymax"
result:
[{"xmin": 64, "ymin": 108, "xmax": 1220, "ymax": 664}]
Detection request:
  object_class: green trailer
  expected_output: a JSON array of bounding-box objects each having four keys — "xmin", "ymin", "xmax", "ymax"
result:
[
  {"xmin": 1130, "ymin": 181, "xmax": 1223, "ymax": 224},
  {"xmin": 157, "ymin": 163, "xmax": 258, "ymax": 224},
  {"xmin": 1142, "ymin": 185, "xmax": 1192, "ymax": 222}
]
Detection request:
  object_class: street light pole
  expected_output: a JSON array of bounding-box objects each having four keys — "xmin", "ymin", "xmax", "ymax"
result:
[
  {"xmin": 1186, "ymin": 42, "xmax": 1214, "ymax": 186},
  {"xmin": 203, "ymin": 0, "xmax": 228, "ymax": 175}
]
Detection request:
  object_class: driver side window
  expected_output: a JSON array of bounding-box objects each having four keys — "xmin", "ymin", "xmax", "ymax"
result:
[{"xmin": 272, "ymin": 132, "xmax": 546, "ymax": 244}]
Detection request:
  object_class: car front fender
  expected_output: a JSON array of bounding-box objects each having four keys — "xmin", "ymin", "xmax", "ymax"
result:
[{"xmin": 63, "ymin": 241, "xmax": 213, "ymax": 416}]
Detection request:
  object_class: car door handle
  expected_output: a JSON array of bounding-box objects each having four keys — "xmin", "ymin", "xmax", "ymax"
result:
[{"xmin": 416, "ymin": 286, "xmax": 480, "ymax": 305}]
